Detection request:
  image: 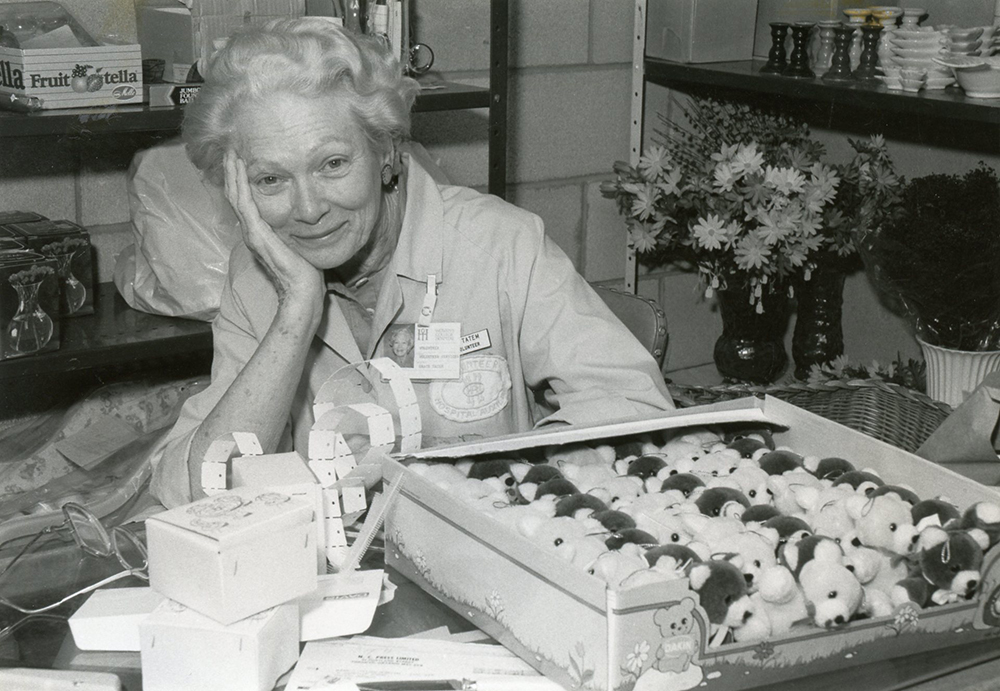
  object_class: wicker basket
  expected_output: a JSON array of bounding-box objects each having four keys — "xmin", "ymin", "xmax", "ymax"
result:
[{"xmin": 667, "ymin": 379, "xmax": 953, "ymax": 454}]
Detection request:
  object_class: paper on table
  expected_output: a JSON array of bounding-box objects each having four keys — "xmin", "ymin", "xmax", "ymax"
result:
[
  {"xmin": 54, "ymin": 414, "xmax": 141, "ymax": 470},
  {"xmin": 284, "ymin": 636, "xmax": 562, "ymax": 691}
]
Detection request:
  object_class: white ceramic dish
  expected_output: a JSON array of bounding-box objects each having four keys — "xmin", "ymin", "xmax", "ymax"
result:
[
  {"xmin": 933, "ymin": 54, "xmax": 1000, "ymax": 98},
  {"xmin": 894, "ymin": 46, "xmax": 945, "ymax": 58},
  {"xmin": 894, "ymin": 56, "xmax": 940, "ymax": 68},
  {"xmin": 923, "ymin": 75, "xmax": 957, "ymax": 89},
  {"xmin": 893, "ymin": 28, "xmax": 942, "ymax": 41},
  {"xmin": 947, "ymin": 26, "xmax": 984, "ymax": 41}
]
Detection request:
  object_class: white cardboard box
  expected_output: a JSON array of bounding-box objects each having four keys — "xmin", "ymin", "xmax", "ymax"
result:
[
  {"xmin": 145, "ymin": 485, "xmax": 317, "ymax": 625},
  {"xmin": 0, "ymin": 44, "xmax": 142, "ymax": 109},
  {"xmin": 646, "ymin": 0, "xmax": 758, "ymax": 64},
  {"xmin": 297, "ymin": 570, "xmax": 383, "ymax": 641},
  {"xmin": 68, "ymin": 587, "xmax": 165, "ymax": 652},
  {"xmin": 139, "ymin": 599, "xmax": 299, "ymax": 691},
  {"xmin": 383, "ymin": 396, "xmax": 1000, "ymax": 691}
]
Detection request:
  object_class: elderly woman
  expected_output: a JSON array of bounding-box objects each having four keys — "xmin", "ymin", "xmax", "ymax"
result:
[{"xmin": 150, "ymin": 17, "xmax": 673, "ymax": 508}]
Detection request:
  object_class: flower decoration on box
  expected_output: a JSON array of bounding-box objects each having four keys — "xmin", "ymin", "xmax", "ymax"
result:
[{"xmin": 601, "ymin": 97, "xmax": 839, "ymax": 314}]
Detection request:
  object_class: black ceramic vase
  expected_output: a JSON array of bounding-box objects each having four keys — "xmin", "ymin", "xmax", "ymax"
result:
[
  {"xmin": 714, "ymin": 285, "xmax": 789, "ymax": 384},
  {"xmin": 792, "ymin": 263, "xmax": 846, "ymax": 380}
]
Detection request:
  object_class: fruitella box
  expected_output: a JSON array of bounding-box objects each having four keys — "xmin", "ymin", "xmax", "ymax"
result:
[
  {"xmin": 0, "ymin": 248, "xmax": 60, "ymax": 360},
  {"xmin": 3, "ymin": 218, "xmax": 94, "ymax": 317},
  {"xmin": 381, "ymin": 397, "xmax": 1000, "ymax": 691},
  {"xmin": 0, "ymin": 1, "xmax": 141, "ymax": 109}
]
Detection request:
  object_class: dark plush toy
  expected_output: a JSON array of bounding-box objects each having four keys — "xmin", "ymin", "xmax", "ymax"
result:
[
  {"xmin": 686, "ymin": 559, "xmax": 753, "ymax": 629},
  {"xmin": 613, "ymin": 439, "xmax": 646, "ymax": 459},
  {"xmin": 958, "ymin": 501, "xmax": 1000, "ymax": 551},
  {"xmin": 695, "ymin": 486, "xmax": 751, "ymax": 518},
  {"xmin": 911, "ymin": 498, "xmax": 961, "ymax": 531},
  {"xmin": 758, "ymin": 450, "xmax": 805, "ymax": 476},
  {"xmin": 869, "ymin": 484, "xmax": 921, "ymax": 506},
  {"xmin": 606, "ymin": 527, "xmax": 659, "ymax": 551},
  {"xmin": 592, "ymin": 509, "xmax": 637, "ymax": 533},
  {"xmin": 626, "ymin": 455, "xmax": 668, "ymax": 480},
  {"xmin": 468, "ymin": 458, "xmax": 513, "ymax": 482},
  {"xmin": 764, "ymin": 515, "xmax": 813, "ymax": 551},
  {"xmin": 809, "ymin": 457, "xmax": 856, "ymax": 481},
  {"xmin": 742, "ymin": 504, "xmax": 782, "ymax": 525},
  {"xmin": 660, "ymin": 472, "xmax": 705, "ymax": 498},
  {"xmin": 832, "ymin": 470, "xmax": 884, "ymax": 495},
  {"xmin": 645, "ymin": 543, "xmax": 702, "ymax": 570},
  {"xmin": 521, "ymin": 464, "xmax": 564, "ymax": 485},
  {"xmin": 892, "ymin": 526, "xmax": 986, "ymax": 607},
  {"xmin": 534, "ymin": 477, "xmax": 579, "ymax": 499},
  {"xmin": 727, "ymin": 436, "xmax": 769, "ymax": 459},
  {"xmin": 724, "ymin": 428, "xmax": 776, "ymax": 451},
  {"xmin": 555, "ymin": 493, "xmax": 608, "ymax": 518},
  {"xmin": 779, "ymin": 534, "xmax": 843, "ymax": 580}
]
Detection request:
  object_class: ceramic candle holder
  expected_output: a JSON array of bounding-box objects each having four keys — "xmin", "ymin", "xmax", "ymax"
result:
[{"xmin": 761, "ymin": 22, "xmax": 791, "ymax": 74}]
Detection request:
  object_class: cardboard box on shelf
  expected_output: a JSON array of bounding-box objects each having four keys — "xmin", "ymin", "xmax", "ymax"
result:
[
  {"xmin": 136, "ymin": 0, "xmax": 306, "ymax": 81},
  {"xmin": 145, "ymin": 485, "xmax": 317, "ymax": 625},
  {"xmin": 0, "ymin": 248, "xmax": 60, "ymax": 361},
  {"xmin": 382, "ymin": 396, "xmax": 1000, "ymax": 691},
  {"xmin": 139, "ymin": 599, "xmax": 299, "ymax": 691},
  {"xmin": 646, "ymin": 0, "xmax": 759, "ymax": 64},
  {"xmin": 0, "ymin": 0, "xmax": 142, "ymax": 109},
  {"xmin": 4, "ymin": 218, "xmax": 95, "ymax": 317}
]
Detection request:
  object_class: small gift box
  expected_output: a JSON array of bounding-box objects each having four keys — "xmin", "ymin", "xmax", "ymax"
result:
[
  {"xmin": 139, "ymin": 599, "xmax": 299, "ymax": 691},
  {"xmin": 145, "ymin": 485, "xmax": 317, "ymax": 625}
]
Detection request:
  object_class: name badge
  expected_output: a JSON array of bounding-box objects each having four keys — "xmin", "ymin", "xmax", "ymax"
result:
[
  {"xmin": 460, "ymin": 329, "xmax": 491, "ymax": 355},
  {"xmin": 408, "ymin": 322, "xmax": 461, "ymax": 380}
]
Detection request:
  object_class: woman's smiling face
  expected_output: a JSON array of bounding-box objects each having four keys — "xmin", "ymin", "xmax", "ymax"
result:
[{"xmin": 234, "ymin": 91, "xmax": 388, "ymax": 270}]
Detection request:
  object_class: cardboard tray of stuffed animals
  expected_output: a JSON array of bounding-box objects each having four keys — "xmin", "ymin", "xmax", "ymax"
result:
[{"xmin": 381, "ymin": 395, "xmax": 1000, "ymax": 691}]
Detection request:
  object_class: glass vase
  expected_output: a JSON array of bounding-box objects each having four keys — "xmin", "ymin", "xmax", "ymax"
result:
[
  {"xmin": 713, "ymin": 285, "xmax": 789, "ymax": 385},
  {"xmin": 6, "ymin": 279, "xmax": 54, "ymax": 356},
  {"xmin": 792, "ymin": 265, "xmax": 846, "ymax": 380},
  {"xmin": 54, "ymin": 250, "xmax": 87, "ymax": 314}
]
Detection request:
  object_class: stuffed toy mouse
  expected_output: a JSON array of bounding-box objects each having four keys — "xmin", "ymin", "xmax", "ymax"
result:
[
  {"xmin": 694, "ymin": 486, "xmax": 751, "ymax": 519},
  {"xmin": 892, "ymin": 526, "xmax": 987, "ymax": 608},
  {"xmin": 832, "ymin": 469, "xmax": 884, "ymax": 496},
  {"xmin": 685, "ymin": 558, "xmax": 754, "ymax": 639},
  {"xmin": 911, "ymin": 497, "xmax": 961, "ymax": 532},
  {"xmin": 958, "ymin": 501, "xmax": 1000, "ymax": 552},
  {"xmin": 806, "ymin": 456, "xmax": 856, "ymax": 482},
  {"xmin": 758, "ymin": 449, "xmax": 806, "ymax": 476}
]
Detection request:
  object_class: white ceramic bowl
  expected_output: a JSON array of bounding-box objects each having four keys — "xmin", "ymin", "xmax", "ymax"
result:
[
  {"xmin": 948, "ymin": 26, "xmax": 984, "ymax": 41},
  {"xmin": 933, "ymin": 55, "xmax": 1000, "ymax": 98},
  {"xmin": 894, "ymin": 56, "xmax": 939, "ymax": 68},
  {"xmin": 893, "ymin": 28, "xmax": 942, "ymax": 41},
  {"xmin": 948, "ymin": 38, "xmax": 983, "ymax": 53},
  {"xmin": 924, "ymin": 75, "xmax": 957, "ymax": 89}
]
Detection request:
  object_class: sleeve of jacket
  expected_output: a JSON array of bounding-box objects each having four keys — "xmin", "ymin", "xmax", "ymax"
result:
[
  {"xmin": 512, "ymin": 217, "xmax": 675, "ymax": 426},
  {"xmin": 148, "ymin": 252, "xmax": 270, "ymax": 508}
]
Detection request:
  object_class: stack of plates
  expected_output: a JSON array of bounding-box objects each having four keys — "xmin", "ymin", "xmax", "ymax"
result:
[
  {"xmin": 942, "ymin": 26, "xmax": 997, "ymax": 57},
  {"xmin": 882, "ymin": 26, "xmax": 955, "ymax": 90}
]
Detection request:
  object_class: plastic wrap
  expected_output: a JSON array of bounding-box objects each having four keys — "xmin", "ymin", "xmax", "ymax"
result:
[{"xmin": 114, "ymin": 138, "xmax": 240, "ymax": 322}]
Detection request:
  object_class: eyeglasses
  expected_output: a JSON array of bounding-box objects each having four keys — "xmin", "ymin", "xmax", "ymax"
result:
[{"xmin": 0, "ymin": 502, "xmax": 148, "ymax": 615}]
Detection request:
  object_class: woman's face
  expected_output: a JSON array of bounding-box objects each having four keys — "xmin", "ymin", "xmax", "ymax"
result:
[{"xmin": 234, "ymin": 91, "xmax": 388, "ymax": 270}]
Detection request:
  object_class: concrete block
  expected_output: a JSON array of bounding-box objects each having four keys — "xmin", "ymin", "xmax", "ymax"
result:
[
  {"xmin": 582, "ymin": 181, "xmax": 627, "ymax": 282},
  {"xmin": 1, "ymin": 138, "xmax": 77, "ymax": 221},
  {"xmin": 77, "ymin": 138, "xmax": 143, "ymax": 227},
  {"xmin": 412, "ymin": 107, "xmax": 490, "ymax": 189},
  {"xmin": 510, "ymin": 183, "xmax": 583, "ymax": 268},
  {"xmin": 591, "ymin": 0, "xmax": 635, "ymax": 64},
  {"xmin": 511, "ymin": 0, "xmax": 588, "ymax": 68},
  {"xmin": 510, "ymin": 68, "xmax": 631, "ymax": 183},
  {"xmin": 412, "ymin": 0, "xmax": 490, "ymax": 72}
]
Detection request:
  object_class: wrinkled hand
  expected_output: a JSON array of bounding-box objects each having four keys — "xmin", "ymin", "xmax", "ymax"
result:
[{"xmin": 223, "ymin": 150, "xmax": 323, "ymax": 311}]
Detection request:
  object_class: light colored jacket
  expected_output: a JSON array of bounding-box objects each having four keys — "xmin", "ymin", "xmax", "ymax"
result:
[{"xmin": 150, "ymin": 155, "xmax": 673, "ymax": 508}]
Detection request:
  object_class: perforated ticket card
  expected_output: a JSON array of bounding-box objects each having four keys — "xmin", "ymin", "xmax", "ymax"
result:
[{"xmin": 407, "ymin": 322, "xmax": 461, "ymax": 380}]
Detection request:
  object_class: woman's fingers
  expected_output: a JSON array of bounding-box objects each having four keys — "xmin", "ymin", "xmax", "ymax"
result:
[{"xmin": 223, "ymin": 150, "xmax": 323, "ymax": 305}]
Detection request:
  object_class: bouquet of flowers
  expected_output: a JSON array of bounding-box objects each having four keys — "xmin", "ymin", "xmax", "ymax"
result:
[
  {"xmin": 858, "ymin": 163, "xmax": 1000, "ymax": 351},
  {"xmin": 601, "ymin": 98, "xmax": 840, "ymax": 313}
]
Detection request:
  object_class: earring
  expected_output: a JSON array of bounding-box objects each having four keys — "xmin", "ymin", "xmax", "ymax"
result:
[{"xmin": 381, "ymin": 163, "xmax": 394, "ymax": 188}]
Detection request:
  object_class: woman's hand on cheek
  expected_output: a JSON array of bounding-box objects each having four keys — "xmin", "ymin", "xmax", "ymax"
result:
[{"xmin": 224, "ymin": 151, "xmax": 324, "ymax": 323}]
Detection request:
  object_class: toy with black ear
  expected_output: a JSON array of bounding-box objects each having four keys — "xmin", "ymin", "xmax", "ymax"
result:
[
  {"xmin": 893, "ymin": 526, "xmax": 986, "ymax": 608},
  {"xmin": 686, "ymin": 558, "xmax": 754, "ymax": 632}
]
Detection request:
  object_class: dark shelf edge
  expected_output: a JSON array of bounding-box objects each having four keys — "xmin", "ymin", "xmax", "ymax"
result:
[
  {"xmin": 0, "ymin": 283, "xmax": 213, "ymax": 381},
  {"xmin": 644, "ymin": 58, "xmax": 1000, "ymax": 125},
  {"xmin": 0, "ymin": 82, "xmax": 490, "ymax": 138}
]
